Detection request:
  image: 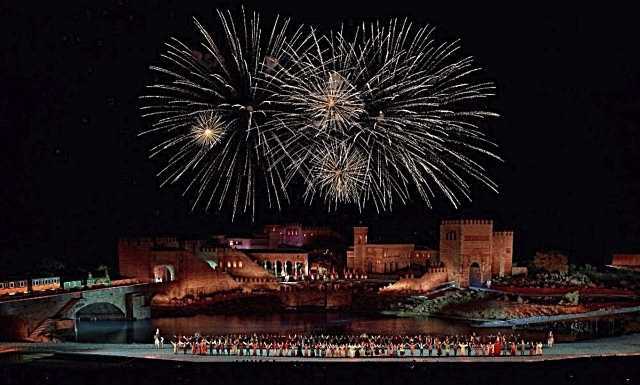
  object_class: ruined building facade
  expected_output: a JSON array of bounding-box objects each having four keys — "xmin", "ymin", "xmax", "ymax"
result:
[
  {"xmin": 349, "ymin": 219, "xmax": 513, "ymax": 288},
  {"xmin": 347, "ymin": 227, "xmax": 437, "ymax": 274}
]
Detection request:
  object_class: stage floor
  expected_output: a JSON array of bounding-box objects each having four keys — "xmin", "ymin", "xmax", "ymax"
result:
[{"xmin": 3, "ymin": 333, "xmax": 640, "ymax": 363}]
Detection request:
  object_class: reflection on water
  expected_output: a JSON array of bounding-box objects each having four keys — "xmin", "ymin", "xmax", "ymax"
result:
[{"xmin": 75, "ymin": 313, "xmax": 480, "ymax": 344}]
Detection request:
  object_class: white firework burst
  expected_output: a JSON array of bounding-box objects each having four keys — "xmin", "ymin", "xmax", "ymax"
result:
[
  {"xmin": 268, "ymin": 19, "xmax": 501, "ymax": 212},
  {"xmin": 191, "ymin": 112, "xmax": 225, "ymax": 149},
  {"xmin": 141, "ymin": 11, "xmax": 501, "ymax": 217},
  {"xmin": 139, "ymin": 8, "xmax": 307, "ymax": 219},
  {"xmin": 305, "ymin": 71, "xmax": 365, "ymax": 134},
  {"xmin": 304, "ymin": 141, "xmax": 369, "ymax": 209}
]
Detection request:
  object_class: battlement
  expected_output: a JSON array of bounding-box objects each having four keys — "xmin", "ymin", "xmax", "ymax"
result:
[
  {"xmin": 441, "ymin": 219, "xmax": 493, "ymax": 226},
  {"xmin": 425, "ymin": 266, "xmax": 447, "ymax": 274},
  {"xmin": 493, "ymin": 231, "xmax": 514, "ymax": 238},
  {"xmin": 118, "ymin": 237, "xmax": 179, "ymax": 248},
  {"xmin": 119, "ymin": 238, "xmax": 153, "ymax": 246}
]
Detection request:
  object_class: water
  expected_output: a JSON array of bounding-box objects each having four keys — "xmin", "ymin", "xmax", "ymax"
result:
[
  {"xmin": 74, "ymin": 312, "xmax": 634, "ymax": 344},
  {"xmin": 74, "ymin": 313, "xmax": 482, "ymax": 344}
]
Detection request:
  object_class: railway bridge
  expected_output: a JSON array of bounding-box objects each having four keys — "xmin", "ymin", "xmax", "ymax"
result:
[{"xmin": 0, "ymin": 283, "xmax": 154, "ymax": 341}]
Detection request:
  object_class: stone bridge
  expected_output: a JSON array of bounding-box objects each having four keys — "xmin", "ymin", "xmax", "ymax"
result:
[{"xmin": 0, "ymin": 283, "xmax": 153, "ymax": 341}]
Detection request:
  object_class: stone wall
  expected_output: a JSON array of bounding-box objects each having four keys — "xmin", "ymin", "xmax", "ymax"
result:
[
  {"xmin": 611, "ymin": 254, "xmax": 640, "ymax": 267},
  {"xmin": 118, "ymin": 239, "xmax": 152, "ymax": 281},
  {"xmin": 0, "ymin": 293, "xmax": 73, "ymax": 339},
  {"xmin": 492, "ymin": 231, "xmax": 514, "ymax": 277},
  {"xmin": 278, "ymin": 287, "xmax": 352, "ymax": 309},
  {"xmin": 379, "ymin": 267, "xmax": 448, "ymax": 293},
  {"xmin": 154, "ymin": 270, "xmax": 240, "ymax": 303}
]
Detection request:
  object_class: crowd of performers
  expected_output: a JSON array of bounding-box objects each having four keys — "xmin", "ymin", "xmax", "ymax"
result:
[{"xmin": 154, "ymin": 329, "xmax": 554, "ymax": 358}]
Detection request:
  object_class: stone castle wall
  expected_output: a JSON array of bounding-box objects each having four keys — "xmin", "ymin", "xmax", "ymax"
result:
[
  {"xmin": 492, "ymin": 231, "xmax": 514, "ymax": 277},
  {"xmin": 380, "ymin": 267, "xmax": 448, "ymax": 293},
  {"xmin": 440, "ymin": 220, "xmax": 494, "ymax": 287},
  {"xmin": 612, "ymin": 254, "xmax": 640, "ymax": 267}
]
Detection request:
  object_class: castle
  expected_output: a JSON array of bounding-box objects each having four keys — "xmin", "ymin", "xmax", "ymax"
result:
[
  {"xmin": 118, "ymin": 220, "xmax": 513, "ymax": 298},
  {"xmin": 349, "ymin": 219, "xmax": 514, "ymax": 288}
]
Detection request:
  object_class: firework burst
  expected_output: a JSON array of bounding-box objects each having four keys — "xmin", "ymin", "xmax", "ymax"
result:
[
  {"xmin": 141, "ymin": 11, "xmax": 501, "ymax": 218},
  {"xmin": 267, "ymin": 19, "xmax": 501, "ymax": 212},
  {"xmin": 304, "ymin": 141, "xmax": 369, "ymax": 210},
  {"xmin": 191, "ymin": 111, "xmax": 225, "ymax": 149},
  {"xmin": 140, "ymin": 8, "xmax": 306, "ymax": 219}
]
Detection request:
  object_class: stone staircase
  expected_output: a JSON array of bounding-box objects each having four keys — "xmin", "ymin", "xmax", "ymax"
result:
[{"xmin": 26, "ymin": 296, "xmax": 82, "ymax": 342}]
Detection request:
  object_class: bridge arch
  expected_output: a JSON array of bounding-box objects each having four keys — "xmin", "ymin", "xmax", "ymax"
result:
[{"xmin": 75, "ymin": 302, "xmax": 126, "ymax": 321}]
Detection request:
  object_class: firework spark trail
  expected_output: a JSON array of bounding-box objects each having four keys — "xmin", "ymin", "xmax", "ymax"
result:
[
  {"xmin": 140, "ymin": 8, "xmax": 307, "ymax": 220},
  {"xmin": 265, "ymin": 18, "xmax": 501, "ymax": 212}
]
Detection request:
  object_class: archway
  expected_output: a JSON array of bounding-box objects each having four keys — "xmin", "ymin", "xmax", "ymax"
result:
[
  {"xmin": 469, "ymin": 262, "xmax": 482, "ymax": 287},
  {"xmin": 153, "ymin": 265, "xmax": 175, "ymax": 283},
  {"xmin": 295, "ymin": 262, "xmax": 303, "ymax": 277},
  {"xmin": 285, "ymin": 261, "xmax": 293, "ymax": 276},
  {"xmin": 276, "ymin": 261, "xmax": 283, "ymax": 277},
  {"xmin": 75, "ymin": 302, "xmax": 125, "ymax": 321}
]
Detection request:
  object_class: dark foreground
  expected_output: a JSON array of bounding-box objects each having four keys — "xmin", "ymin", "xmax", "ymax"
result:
[
  {"xmin": 3, "ymin": 334, "xmax": 640, "ymax": 385},
  {"xmin": 1, "ymin": 352, "xmax": 639, "ymax": 385}
]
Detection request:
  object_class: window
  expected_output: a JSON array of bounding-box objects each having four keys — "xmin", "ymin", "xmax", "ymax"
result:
[
  {"xmin": 0, "ymin": 283, "xmax": 4, "ymax": 288},
  {"xmin": 233, "ymin": 261, "xmax": 237, "ymax": 268},
  {"xmin": 227, "ymin": 261, "xmax": 231, "ymax": 268},
  {"xmin": 9, "ymin": 282, "xmax": 14, "ymax": 288},
  {"xmin": 238, "ymin": 261, "xmax": 243, "ymax": 268},
  {"xmin": 446, "ymin": 231, "xmax": 457, "ymax": 241}
]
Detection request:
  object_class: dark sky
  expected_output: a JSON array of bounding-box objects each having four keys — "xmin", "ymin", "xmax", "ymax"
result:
[{"xmin": 2, "ymin": 1, "xmax": 639, "ymax": 272}]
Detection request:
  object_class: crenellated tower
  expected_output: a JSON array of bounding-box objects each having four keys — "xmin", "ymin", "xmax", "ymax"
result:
[{"xmin": 352, "ymin": 226, "xmax": 368, "ymax": 272}]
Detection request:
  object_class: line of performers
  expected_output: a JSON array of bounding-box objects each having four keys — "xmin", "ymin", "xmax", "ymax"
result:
[{"xmin": 160, "ymin": 331, "xmax": 553, "ymax": 358}]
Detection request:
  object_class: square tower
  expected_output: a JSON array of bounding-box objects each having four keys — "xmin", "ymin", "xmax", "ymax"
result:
[
  {"xmin": 492, "ymin": 231, "xmax": 514, "ymax": 277},
  {"xmin": 439, "ymin": 220, "xmax": 494, "ymax": 287},
  {"xmin": 352, "ymin": 226, "xmax": 368, "ymax": 272}
]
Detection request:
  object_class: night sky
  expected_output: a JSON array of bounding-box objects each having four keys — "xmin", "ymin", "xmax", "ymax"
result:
[{"xmin": 2, "ymin": 1, "xmax": 639, "ymax": 273}]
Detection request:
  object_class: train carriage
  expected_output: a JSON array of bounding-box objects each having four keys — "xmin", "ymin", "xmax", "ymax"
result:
[
  {"xmin": 63, "ymin": 280, "xmax": 84, "ymax": 290},
  {"xmin": 0, "ymin": 279, "xmax": 29, "ymax": 296},
  {"xmin": 30, "ymin": 277, "xmax": 61, "ymax": 292}
]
